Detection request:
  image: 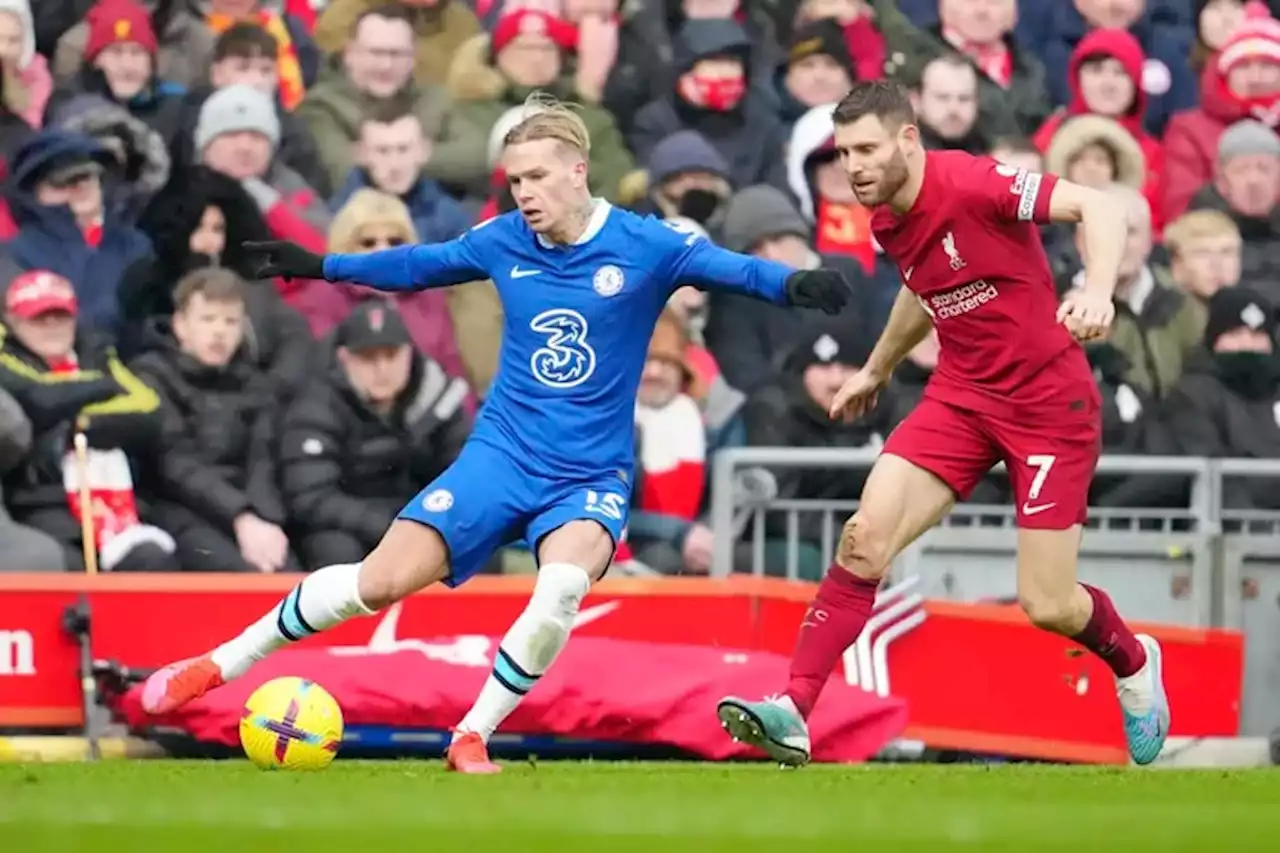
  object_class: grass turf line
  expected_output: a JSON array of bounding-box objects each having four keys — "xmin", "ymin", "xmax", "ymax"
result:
[{"xmin": 1, "ymin": 761, "xmax": 1278, "ymax": 852}]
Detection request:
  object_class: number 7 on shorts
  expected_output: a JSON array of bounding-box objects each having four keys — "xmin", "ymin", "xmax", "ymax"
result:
[{"xmin": 1026, "ymin": 454, "xmax": 1056, "ymax": 502}]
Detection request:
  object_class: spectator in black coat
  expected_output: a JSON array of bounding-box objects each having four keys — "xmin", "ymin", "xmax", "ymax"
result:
[
  {"xmin": 130, "ymin": 267, "xmax": 299, "ymax": 572},
  {"xmin": 279, "ymin": 302, "xmax": 470, "ymax": 569},
  {"xmin": 0, "ymin": 385, "xmax": 68, "ymax": 571},
  {"xmin": 118, "ymin": 164, "xmax": 315, "ymax": 395},
  {"xmin": 0, "ymin": 269, "xmax": 176, "ymax": 571},
  {"xmin": 743, "ymin": 323, "xmax": 895, "ymax": 577},
  {"xmin": 702, "ymin": 185, "xmax": 878, "ymax": 395},
  {"xmin": 1081, "ymin": 339, "xmax": 1185, "ymax": 509},
  {"xmin": 1166, "ymin": 286, "xmax": 1280, "ymax": 512}
]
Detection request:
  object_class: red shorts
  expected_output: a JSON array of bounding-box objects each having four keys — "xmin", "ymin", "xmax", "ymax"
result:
[{"xmin": 881, "ymin": 395, "xmax": 1101, "ymax": 529}]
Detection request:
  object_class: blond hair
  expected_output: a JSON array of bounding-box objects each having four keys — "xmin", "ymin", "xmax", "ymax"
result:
[
  {"xmin": 502, "ymin": 92, "xmax": 591, "ymax": 158},
  {"xmin": 327, "ymin": 188, "xmax": 419, "ymax": 254},
  {"xmin": 1163, "ymin": 209, "xmax": 1243, "ymax": 258}
]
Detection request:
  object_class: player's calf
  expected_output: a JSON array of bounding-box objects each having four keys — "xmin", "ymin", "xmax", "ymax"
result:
[
  {"xmin": 142, "ymin": 522, "xmax": 451, "ymax": 715},
  {"xmin": 451, "ymin": 521, "xmax": 606, "ymax": 751},
  {"xmin": 1014, "ymin": 528, "xmax": 1169, "ymax": 762},
  {"xmin": 1015, "ymin": 528, "xmax": 1145, "ymax": 674},
  {"xmin": 780, "ymin": 511, "xmax": 889, "ymax": 718}
]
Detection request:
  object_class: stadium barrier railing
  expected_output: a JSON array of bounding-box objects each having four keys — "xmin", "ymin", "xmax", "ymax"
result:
[
  {"xmin": 709, "ymin": 448, "xmax": 1280, "ymax": 735},
  {"xmin": 1209, "ymin": 458, "xmax": 1280, "ymax": 735}
]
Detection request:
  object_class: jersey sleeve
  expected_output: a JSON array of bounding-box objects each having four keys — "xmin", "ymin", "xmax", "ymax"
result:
[
  {"xmin": 654, "ymin": 219, "xmax": 790, "ymax": 305},
  {"xmin": 322, "ymin": 219, "xmax": 494, "ymax": 291},
  {"xmin": 964, "ymin": 158, "xmax": 1059, "ymax": 226}
]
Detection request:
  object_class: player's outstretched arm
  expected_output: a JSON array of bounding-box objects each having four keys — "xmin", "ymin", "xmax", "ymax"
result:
[
  {"xmin": 242, "ymin": 238, "xmax": 487, "ymax": 292},
  {"xmin": 669, "ymin": 234, "xmax": 851, "ymax": 314},
  {"xmin": 863, "ymin": 286, "xmax": 933, "ymax": 382}
]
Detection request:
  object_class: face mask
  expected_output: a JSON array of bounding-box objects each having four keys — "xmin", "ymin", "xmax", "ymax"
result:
[
  {"xmin": 1214, "ymin": 351, "xmax": 1278, "ymax": 399},
  {"xmin": 690, "ymin": 75, "xmax": 745, "ymax": 112},
  {"xmin": 676, "ymin": 188, "xmax": 721, "ymax": 223}
]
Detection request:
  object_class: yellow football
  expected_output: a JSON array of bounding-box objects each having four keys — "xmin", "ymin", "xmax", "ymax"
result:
[{"xmin": 239, "ymin": 677, "xmax": 343, "ymax": 770}]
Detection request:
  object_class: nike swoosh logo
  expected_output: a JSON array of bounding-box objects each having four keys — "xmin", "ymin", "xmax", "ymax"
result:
[
  {"xmin": 572, "ymin": 600, "xmax": 621, "ymax": 629},
  {"xmin": 1021, "ymin": 502, "xmax": 1057, "ymax": 516},
  {"xmin": 511, "ymin": 265, "xmax": 541, "ymax": 279},
  {"xmin": 904, "ymin": 266, "xmax": 914, "ymax": 281}
]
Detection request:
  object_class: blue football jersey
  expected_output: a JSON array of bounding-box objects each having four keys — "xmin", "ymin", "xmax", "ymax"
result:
[{"xmin": 324, "ymin": 201, "xmax": 792, "ymax": 481}]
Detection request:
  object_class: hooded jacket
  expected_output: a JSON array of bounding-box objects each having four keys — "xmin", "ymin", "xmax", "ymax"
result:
[
  {"xmin": 1033, "ymin": 28, "xmax": 1165, "ymax": 232},
  {"xmin": 1029, "ymin": 0, "xmax": 1197, "ymax": 136},
  {"xmin": 0, "ymin": 129, "xmax": 153, "ymax": 332},
  {"xmin": 629, "ymin": 18, "xmax": 789, "ymax": 193},
  {"xmin": 119, "ymin": 165, "xmax": 317, "ymax": 395},
  {"xmin": 47, "ymin": 92, "xmax": 172, "ymax": 218}
]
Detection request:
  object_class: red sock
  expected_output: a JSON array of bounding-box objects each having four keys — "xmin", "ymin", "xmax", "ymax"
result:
[
  {"xmin": 784, "ymin": 565, "xmax": 880, "ymax": 718},
  {"xmin": 1071, "ymin": 584, "xmax": 1146, "ymax": 678}
]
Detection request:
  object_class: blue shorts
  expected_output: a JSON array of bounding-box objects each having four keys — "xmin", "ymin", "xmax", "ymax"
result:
[{"xmin": 396, "ymin": 441, "xmax": 630, "ymax": 587}]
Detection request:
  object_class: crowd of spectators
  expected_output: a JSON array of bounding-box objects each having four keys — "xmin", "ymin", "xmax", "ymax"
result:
[{"xmin": 0, "ymin": 0, "xmax": 1278, "ymax": 579}]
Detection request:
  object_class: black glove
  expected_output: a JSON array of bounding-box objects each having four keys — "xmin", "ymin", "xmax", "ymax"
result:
[
  {"xmin": 242, "ymin": 240, "xmax": 326, "ymax": 281},
  {"xmin": 785, "ymin": 267, "xmax": 851, "ymax": 316}
]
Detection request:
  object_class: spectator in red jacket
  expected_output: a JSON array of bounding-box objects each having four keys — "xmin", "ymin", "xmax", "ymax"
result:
[
  {"xmin": 1033, "ymin": 28, "xmax": 1165, "ymax": 233},
  {"xmin": 1164, "ymin": 8, "xmax": 1280, "ymax": 222}
]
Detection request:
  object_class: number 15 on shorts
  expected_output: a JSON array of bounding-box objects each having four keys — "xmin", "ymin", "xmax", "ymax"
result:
[
  {"xmin": 1023, "ymin": 454, "xmax": 1056, "ymax": 515},
  {"xmin": 585, "ymin": 490, "xmax": 626, "ymax": 521}
]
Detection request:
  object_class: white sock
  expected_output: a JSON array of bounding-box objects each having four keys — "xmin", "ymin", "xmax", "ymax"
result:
[
  {"xmin": 453, "ymin": 562, "xmax": 590, "ymax": 743},
  {"xmin": 211, "ymin": 563, "xmax": 374, "ymax": 678},
  {"xmin": 1116, "ymin": 634, "xmax": 1154, "ymax": 715}
]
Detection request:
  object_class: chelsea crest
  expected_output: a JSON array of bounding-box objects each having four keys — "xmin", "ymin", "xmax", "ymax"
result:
[{"xmin": 593, "ymin": 265, "xmax": 625, "ymax": 297}]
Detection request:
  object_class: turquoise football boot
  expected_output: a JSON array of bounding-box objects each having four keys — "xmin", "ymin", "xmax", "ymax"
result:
[
  {"xmin": 717, "ymin": 695, "xmax": 811, "ymax": 767},
  {"xmin": 1120, "ymin": 634, "xmax": 1170, "ymax": 766}
]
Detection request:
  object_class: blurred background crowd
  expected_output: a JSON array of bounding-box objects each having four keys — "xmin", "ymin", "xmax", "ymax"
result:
[{"xmin": 0, "ymin": 0, "xmax": 1277, "ymax": 580}]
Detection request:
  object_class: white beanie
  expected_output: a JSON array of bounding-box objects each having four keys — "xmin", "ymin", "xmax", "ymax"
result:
[{"xmin": 194, "ymin": 84, "xmax": 281, "ymax": 154}]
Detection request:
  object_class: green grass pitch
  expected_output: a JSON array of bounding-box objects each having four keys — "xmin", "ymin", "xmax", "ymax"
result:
[{"xmin": 1, "ymin": 761, "xmax": 1278, "ymax": 852}]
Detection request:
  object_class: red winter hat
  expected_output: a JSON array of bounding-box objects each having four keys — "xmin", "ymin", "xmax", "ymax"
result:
[
  {"xmin": 83, "ymin": 0, "xmax": 159, "ymax": 62},
  {"xmin": 491, "ymin": 10, "xmax": 577, "ymax": 56},
  {"xmin": 1218, "ymin": 8, "xmax": 1280, "ymax": 76}
]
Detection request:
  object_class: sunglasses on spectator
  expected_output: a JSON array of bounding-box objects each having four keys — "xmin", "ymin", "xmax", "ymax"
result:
[{"xmin": 358, "ymin": 235, "xmax": 407, "ymax": 249}]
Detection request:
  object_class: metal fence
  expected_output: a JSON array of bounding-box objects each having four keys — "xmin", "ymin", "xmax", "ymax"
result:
[{"xmin": 707, "ymin": 449, "xmax": 1280, "ymax": 735}]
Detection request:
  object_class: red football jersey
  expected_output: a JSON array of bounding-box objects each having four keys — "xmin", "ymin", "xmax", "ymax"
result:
[{"xmin": 872, "ymin": 150, "xmax": 1092, "ymax": 419}]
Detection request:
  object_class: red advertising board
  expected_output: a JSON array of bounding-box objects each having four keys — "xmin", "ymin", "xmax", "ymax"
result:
[{"xmin": 0, "ymin": 574, "xmax": 1244, "ymax": 763}]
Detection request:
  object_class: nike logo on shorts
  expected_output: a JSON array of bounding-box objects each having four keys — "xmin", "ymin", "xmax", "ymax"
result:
[
  {"xmin": 511, "ymin": 265, "xmax": 541, "ymax": 278},
  {"xmin": 1021, "ymin": 502, "xmax": 1057, "ymax": 516}
]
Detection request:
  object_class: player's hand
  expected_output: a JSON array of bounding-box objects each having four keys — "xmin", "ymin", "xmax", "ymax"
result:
[
  {"xmin": 828, "ymin": 366, "xmax": 888, "ymax": 423},
  {"xmin": 242, "ymin": 240, "xmax": 326, "ymax": 282},
  {"xmin": 1056, "ymin": 288, "xmax": 1115, "ymax": 342},
  {"xmin": 785, "ymin": 268, "xmax": 851, "ymax": 316}
]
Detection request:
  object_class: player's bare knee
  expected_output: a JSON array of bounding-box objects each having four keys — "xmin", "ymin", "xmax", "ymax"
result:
[
  {"xmin": 537, "ymin": 520, "xmax": 614, "ymax": 581},
  {"xmin": 1017, "ymin": 591, "xmax": 1077, "ymax": 633},
  {"xmin": 835, "ymin": 512, "xmax": 891, "ymax": 581},
  {"xmin": 359, "ymin": 521, "xmax": 450, "ymax": 608}
]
